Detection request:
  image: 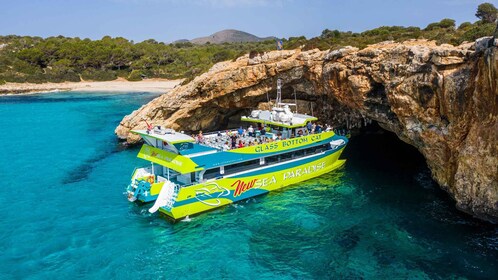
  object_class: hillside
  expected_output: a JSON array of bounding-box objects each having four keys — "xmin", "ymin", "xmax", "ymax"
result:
[
  {"xmin": 0, "ymin": 19, "xmax": 496, "ymax": 85},
  {"xmin": 190, "ymin": 29, "xmax": 274, "ymax": 44}
]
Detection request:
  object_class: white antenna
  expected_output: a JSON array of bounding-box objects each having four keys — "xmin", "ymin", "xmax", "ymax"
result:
[{"xmin": 276, "ymin": 78, "xmax": 282, "ymax": 107}]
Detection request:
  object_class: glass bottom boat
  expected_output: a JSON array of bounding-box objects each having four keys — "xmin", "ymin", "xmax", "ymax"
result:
[{"xmin": 126, "ymin": 104, "xmax": 348, "ymax": 221}]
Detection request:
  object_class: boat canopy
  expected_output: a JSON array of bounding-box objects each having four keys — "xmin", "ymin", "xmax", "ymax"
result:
[
  {"xmin": 131, "ymin": 129, "xmax": 195, "ymax": 144},
  {"xmin": 241, "ymin": 106, "xmax": 317, "ymax": 129}
]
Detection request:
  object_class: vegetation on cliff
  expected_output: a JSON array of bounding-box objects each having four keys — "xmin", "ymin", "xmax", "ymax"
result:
[{"xmin": 0, "ymin": 3, "xmax": 496, "ymax": 84}]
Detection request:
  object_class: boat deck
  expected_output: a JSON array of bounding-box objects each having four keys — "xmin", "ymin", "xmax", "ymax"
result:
[{"xmin": 200, "ymin": 131, "xmax": 273, "ymax": 151}]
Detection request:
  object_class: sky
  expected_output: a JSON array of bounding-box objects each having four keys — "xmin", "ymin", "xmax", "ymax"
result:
[{"xmin": 0, "ymin": 0, "xmax": 496, "ymax": 42}]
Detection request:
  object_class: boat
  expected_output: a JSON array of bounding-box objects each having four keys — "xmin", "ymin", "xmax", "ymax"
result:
[{"xmin": 125, "ymin": 82, "xmax": 348, "ymax": 221}]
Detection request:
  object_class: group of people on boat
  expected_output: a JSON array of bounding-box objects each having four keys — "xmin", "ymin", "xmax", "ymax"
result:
[{"xmin": 191, "ymin": 122, "xmax": 336, "ymax": 151}]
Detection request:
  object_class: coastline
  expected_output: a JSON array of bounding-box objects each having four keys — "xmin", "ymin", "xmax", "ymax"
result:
[{"xmin": 0, "ymin": 78, "xmax": 183, "ymax": 95}]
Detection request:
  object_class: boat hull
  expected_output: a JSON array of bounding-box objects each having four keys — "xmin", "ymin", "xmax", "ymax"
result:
[{"xmin": 159, "ymin": 147, "xmax": 345, "ymax": 220}]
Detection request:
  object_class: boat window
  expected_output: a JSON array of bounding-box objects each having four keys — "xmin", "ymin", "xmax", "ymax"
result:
[
  {"xmin": 204, "ymin": 168, "xmax": 221, "ymax": 180},
  {"xmin": 280, "ymin": 152, "xmax": 292, "ymax": 161},
  {"xmin": 175, "ymin": 142, "xmax": 193, "ymax": 151},
  {"xmin": 293, "ymin": 149, "xmax": 305, "ymax": 158},
  {"xmin": 265, "ymin": 155, "xmax": 279, "ymax": 164},
  {"xmin": 224, "ymin": 159, "xmax": 260, "ymax": 175}
]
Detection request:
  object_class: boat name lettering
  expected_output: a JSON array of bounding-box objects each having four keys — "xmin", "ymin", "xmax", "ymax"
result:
[
  {"xmin": 145, "ymin": 147, "xmax": 183, "ymax": 166},
  {"xmin": 283, "ymin": 162, "xmax": 326, "ymax": 180},
  {"xmin": 232, "ymin": 179, "xmax": 257, "ymax": 197},
  {"xmin": 281, "ymin": 137, "xmax": 309, "ymax": 147},
  {"xmin": 232, "ymin": 176, "xmax": 277, "ymax": 197},
  {"xmin": 254, "ymin": 176, "xmax": 277, "ymax": 188},
  {"xmin": 254, "ymin": 143, "xmax": 278, "ymax": 153},
  {"xmin": 253, "ymin": 134, "xmax": 324, "ymax": 153},
  {"xmin": 310, "ymin": 134, "xmax": 323, "ymax": 141}
]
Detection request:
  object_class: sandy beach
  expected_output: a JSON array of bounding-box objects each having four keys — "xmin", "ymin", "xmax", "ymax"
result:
[{"xmin": 0, "ymin": 78, "xmax": 183, "ymax": 95}]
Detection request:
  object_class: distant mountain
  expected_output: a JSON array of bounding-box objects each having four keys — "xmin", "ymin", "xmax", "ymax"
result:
[
  {"xmin": 173, "ymin": 39, "xmax": 190, "ymax": 43},
  {"xmin": 189, "ymin": 29, "xmax": 275, "ymax": 44}
]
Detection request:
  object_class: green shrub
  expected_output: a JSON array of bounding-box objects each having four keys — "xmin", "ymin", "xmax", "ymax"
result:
[
  {"xmin": 127, "ymin": 70, "xmax": 143, "ymax": 81},
  {"xmin": 81, "ymin": 69, "xmax": 117, "ymax": 81},
  {"xmin": 459, "ymin": 22, "xmax": 496, "ymax": 43},
  {"xmin": 0, "ymin": 79, "xmax": 5, "ymax": 85},
  {"xmin": 458, "ymin": 22, "xmax": 473, "ymax": 30},
  {"xmin": 425, "ymin": 18, "xmax": 456, "ymax": 31}
]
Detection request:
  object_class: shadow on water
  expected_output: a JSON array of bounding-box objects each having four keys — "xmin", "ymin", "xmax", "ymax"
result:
[
  {"xmin": 62, "ymin": 138, "xmax": 131, "ymax": 184},
  {"xmin": 344, "ymin": 123, "xmax": 498, "ymax": 276}
]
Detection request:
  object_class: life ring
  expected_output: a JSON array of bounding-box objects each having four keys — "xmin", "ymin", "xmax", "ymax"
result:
[{"xmin": 147, "ymin": 175, "xmax": 155, "ymax": 184}]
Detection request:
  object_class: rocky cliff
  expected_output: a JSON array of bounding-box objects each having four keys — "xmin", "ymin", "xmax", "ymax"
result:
[{"xmin": 115, "ymin": 39, "xmax": 498, "ymax": 223}]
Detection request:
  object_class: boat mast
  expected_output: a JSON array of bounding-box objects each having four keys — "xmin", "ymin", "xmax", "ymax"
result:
[{"xmin": 276, "ymin": 78, "xmax": 282, "ymax": 107}]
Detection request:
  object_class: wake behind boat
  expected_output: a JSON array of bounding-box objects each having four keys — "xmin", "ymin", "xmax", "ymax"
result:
[{"xmin": 126, "ymin": 81, "xmax": 348, "ymax": 220}]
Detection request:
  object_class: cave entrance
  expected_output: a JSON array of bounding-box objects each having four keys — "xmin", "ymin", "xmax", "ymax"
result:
[{"xmin": 343, "ymin": 121, "xmax": 427, "ymax": 172}]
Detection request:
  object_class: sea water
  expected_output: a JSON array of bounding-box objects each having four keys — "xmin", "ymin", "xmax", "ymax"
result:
[{"xmin": 0, "ymin": 91, "xmax": 496, "ymax": 279}]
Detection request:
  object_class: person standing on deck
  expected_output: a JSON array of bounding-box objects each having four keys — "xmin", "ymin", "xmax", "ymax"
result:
[
  {"xmin": 230, "ymin": 134, "xmax": 237, "ymax": 149},
  {"xmin": 237, "ymin": 126, "xmax": 244, "ymax": 136},
  {"xmin": 248, "ymin": 125, "xmax": 254, "ymax": 137},
  {"xmin": 306, "ymin": 122, "xmax": 312, "ymax": 135},
  {"xmin": 197, "ymin": 131, "xmax": 205, "ymax": 143}
]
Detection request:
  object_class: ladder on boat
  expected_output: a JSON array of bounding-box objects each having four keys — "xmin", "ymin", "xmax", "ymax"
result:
[{"xmin": 148, "ymin": 181, "xmax": 178, "ymax": 213}]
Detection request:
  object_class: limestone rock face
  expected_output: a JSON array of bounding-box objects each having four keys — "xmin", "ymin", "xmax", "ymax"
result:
[{"xmin": 116, "ymin": 40, "xmax": 498, "ymax": 223}]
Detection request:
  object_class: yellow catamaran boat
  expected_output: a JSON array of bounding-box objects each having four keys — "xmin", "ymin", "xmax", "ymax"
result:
[{"xmin": 126, "ymin": 82, "xmax": 348, "ymax": 220}]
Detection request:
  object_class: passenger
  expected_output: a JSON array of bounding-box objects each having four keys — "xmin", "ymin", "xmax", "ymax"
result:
[
  {"xmin": 197, "ymin": 130, "xmax": 205, "ymax": 143},
  {"xmin": 238, "ymin": 140, "xmax": 245, "ymax": 148},
  {"xmin": 230, "ymin": 134, "xmax": 237, "ymax": 149},
  {"xmin": 248, "ymin": 125, "xmax": 254, "ymax": 137},
  {"xmin": 306, "ymin": 122, "xmax": 312, "ymax": 134},
  {"xmin": 237, "ymin": 126, "xmax": 244, "ymax": 136},
  {"xmin": 297, "ymin": 129, "xmax": 304, "ymax": 137},
  {"xmin": 311, "ymin": 123, "xmax": 316, "ymax": 134},
  {"xmin": 316, "ymin": 124, "xmax": 322, "ymax": 133},
  {"xmin": 223, "ymin": 141, "xmax": 230, "ymax": 151}
]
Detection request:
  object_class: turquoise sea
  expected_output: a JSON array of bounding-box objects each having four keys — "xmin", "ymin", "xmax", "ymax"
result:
[{"xmin": 0, "ymin": 91, "xmax": 496, "ymax": 279}]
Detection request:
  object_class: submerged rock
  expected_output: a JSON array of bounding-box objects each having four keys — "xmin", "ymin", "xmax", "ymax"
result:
[{"xmin": 115, "ymin": 39, "xmax": 498, "ymax": 223}]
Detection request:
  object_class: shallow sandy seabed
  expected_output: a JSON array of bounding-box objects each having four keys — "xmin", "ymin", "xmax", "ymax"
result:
[{"xmin": 0, "ymin": 78, "xmax": 183, "ymax": 95}]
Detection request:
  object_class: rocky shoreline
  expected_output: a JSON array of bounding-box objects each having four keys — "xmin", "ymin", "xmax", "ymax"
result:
[{"xmin": 0, "ymin": 78, "xmax": 182, "ymax": 95}]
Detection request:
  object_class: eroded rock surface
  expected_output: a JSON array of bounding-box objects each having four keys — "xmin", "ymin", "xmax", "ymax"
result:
[{"xmin": 116, "ymin": 39, "xmax": 498, "ymax": 223}]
